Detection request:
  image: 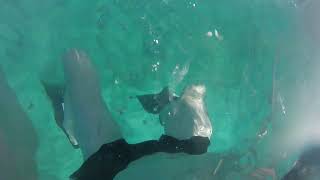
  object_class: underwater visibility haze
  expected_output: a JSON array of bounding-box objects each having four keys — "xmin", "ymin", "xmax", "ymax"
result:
[{"xmin": 1, "ymin": 0, "xmax": 320, "ymax": 179}]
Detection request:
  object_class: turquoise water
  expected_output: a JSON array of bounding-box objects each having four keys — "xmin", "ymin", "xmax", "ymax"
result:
[{"xmin": 0, "ymin": 0, "xmax": 316, "ymax": 179}]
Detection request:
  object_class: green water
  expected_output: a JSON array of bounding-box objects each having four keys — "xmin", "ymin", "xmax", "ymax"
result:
[{"xmin": 0, "ymin": 0, "xmax": 314, "ymax": 179}]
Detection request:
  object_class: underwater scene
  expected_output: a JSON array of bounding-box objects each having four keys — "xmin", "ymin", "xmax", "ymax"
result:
[{"xmin": 1, "ymin": 0, "xmax": 320, "ymax": 179}]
